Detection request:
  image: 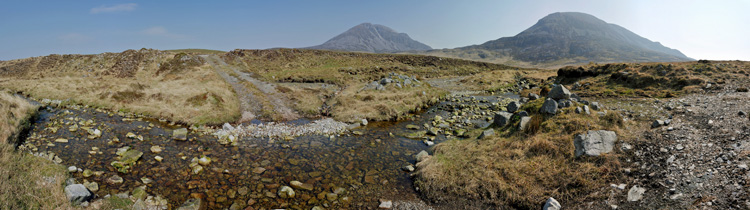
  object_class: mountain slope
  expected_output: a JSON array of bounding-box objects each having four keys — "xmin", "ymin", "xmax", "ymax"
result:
[
  {"xmin": 308, "ymin": 23, "xmax": 432, "ymax": 53},
  {"xmin": 421, "ymin": 12, "xmax": 692, "ymax": 67}
]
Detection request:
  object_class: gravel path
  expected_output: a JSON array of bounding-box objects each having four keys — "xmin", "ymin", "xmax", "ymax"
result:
[{"xmin": 202, "ymin": 55, "xmax": 298, "ymax": 122}]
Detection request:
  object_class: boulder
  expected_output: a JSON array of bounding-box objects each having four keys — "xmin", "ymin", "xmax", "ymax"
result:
[
  {"xmin": 493, "ymin": 111, "xmax": 513, "ymax": 127},
  {"xmin": 506, "ymin": 101, "xmax": 520, "ymax": 113},
  {"xmin": 478, "ymin": 129, "xmax": 495, "ymax": 139},
  {"xmin": 542, "ymin": 197, "xmax": 561, "ymax": 210},
  {"xmin": 574, "ymin": 130, "xmax": 617, "ymax": 157},
  {"xmin": 547, "ymin": 85, "xmax": 571, "ymax": 100},
  {"xmin": 177, "ymin": 198, "xmax": 202, "ymax": 210},
  {"xmin": 519, "ymin": 116, "xmax": 532, "ymax": 131},
  {"xmin": 575, "ymin": 107, "xmax": 583, "ymax": 114},
  {"xmin": 541, "ymin": 98, "xmax": 558, "ymax": 115},
  {"xmin": 65, "ymin": 184, "xmax": 93, "ymax": 205},
  {"xmin": 173, "ymin": 128, "xmax": 188, "ymax": 141},
  {"xmin": 361, "ymin": 119, "xmax": 368, "ymax": 126}
]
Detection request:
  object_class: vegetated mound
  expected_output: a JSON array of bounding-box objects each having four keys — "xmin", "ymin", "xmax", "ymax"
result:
[
  {"xmin": 413, "ymin": 97, "xmax": 629, "ymax": 209},
  {"xmin": 0, "ymin": 90, "xmax": 71, "ymax": 209},
  {"xmin": 307, "ymin": 23, "xmax": 432, "ymax": 53},
  {"xmin": 556, "ymin": 60, "xmax": 750, "ymax": 98},
  {"xmin": 0, "ymin": 49, "xmax": 239, "ymax": 125},
  {"xmin": 221, "ymin": 48, "xmax": 527, "ymax": 122},
  {"xmin": 420, "ymin": 12, "xmax": 693, "ymax": 68}
]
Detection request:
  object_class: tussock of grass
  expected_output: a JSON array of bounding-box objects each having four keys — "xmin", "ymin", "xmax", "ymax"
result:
[
  {"xmin": 0, "ymin": 90, "xmax": 72, "ymax": 209},
  {"xmin": 414, "ymin": 107, "xmax": 629, "ymax": 208}
]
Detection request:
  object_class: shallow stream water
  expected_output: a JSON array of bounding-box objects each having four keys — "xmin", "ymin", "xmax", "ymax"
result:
[{"xmin": 21, "ymin": 93, "xmax": 515, "ymax": 209}]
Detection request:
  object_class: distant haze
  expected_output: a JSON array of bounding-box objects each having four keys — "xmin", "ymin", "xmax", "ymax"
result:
[{"xmin": 0, "ymin": 0, "xmax": 747, "ymax": 60}]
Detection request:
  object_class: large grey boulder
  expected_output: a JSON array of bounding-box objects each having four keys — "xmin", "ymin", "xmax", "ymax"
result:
[
  {"xmin": 547, "ymin": 85, "xmax": 571, "ymax": 100},
  {"xmin": 65, "ymin": 184, "xmax": 93, "ymax": 205},
  {"xmin": 415, "ymin": 150, "xmax": 430, "ymax": 162},
  {"xmin": 493, "ymin": 111, "xmax": 513, "ymax": 127},
  {"xmin": 506, "ymin": 101, "xmax": 520, "ymax": 113},
  {"xmin": 543, "ymin": 197, "xmax": 561, "ymax": 210},
  {"xmin": 541, "ymin": 98, "xmax": 558, "ymax": 115},
  {"xmin": 574, "ymin": 130, "xmax": 617, "ymax": 157}
]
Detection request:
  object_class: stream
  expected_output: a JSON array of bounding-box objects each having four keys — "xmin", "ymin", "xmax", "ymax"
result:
[{"xmin": 18, "ymin": 93, "xmax": 516, "ymax": 209}]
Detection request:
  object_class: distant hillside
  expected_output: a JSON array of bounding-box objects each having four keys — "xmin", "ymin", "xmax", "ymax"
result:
[
  {"xmin": 307, "ymin": 23, "xmax": 432, "ymax": 53},
  {"xmin": 420, "ymin": 12, "xmax": 693, "ymax": 67}
]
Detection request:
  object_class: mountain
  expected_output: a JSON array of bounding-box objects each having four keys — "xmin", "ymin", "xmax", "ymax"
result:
[
  {"xmin": 421, "ymin": 12, "xmax": 692, "ymax": 67},
  {"xmin": 308, "ymin": 23, "xmax": 432, "ymax": 53}
]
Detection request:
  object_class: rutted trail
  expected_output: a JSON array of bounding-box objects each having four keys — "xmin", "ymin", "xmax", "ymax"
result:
[{"xmin": 202, "ymin": 55, "xmax": 299, "ymax": 122}]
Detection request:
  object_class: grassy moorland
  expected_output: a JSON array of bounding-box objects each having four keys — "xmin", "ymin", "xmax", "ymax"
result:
[
  {"xmin": 0, "ymin": 89, "xmax": 72, "ymax": 209},
  {"xmin": 222, "ymin": 48, "xmax": 529, "ymax": 122},
  {"xmin": 0, "ymin": 49, "xmax": 239, "ymax": 125}
]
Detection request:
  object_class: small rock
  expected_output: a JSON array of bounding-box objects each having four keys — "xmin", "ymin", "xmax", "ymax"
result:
[
  {"xmin": 55, "ymin": 138, "xmax": 68, "ymax": 143},
  {"xmin": 415, "ymin": 150, "xmax": 430, "ymax": 162},
  {"xmin": 65, "ymin": 184, "xmax": 93, "ymax": 205},
  {"xmin": 173, "ymin": 128, "xmax": 188, "ymax": 141},
  {"xmin": 361, "ymin": 119, "xmax": 368, "ymax": 126},
  {"xmin": 150, "ymin": 145, "xmax": 162, "ymax": 154},
  {"xmin": 176, "ymin": 198, "xmax": 201, "ymax": 210},
  {"xmin": 402, "ymin": 165, "xmax": 415, "ymax": 172},
  {"xmin": 739, "ymin": 111, "xmax": 747, "ymax": 117},
  {"xmin": 528, "ymin": 93, "xmax": 540, "ymax": 100},
  {"xmin": 478, "ymin": 129, "xmax": 495, "ymax": 139},
  {"xmin": 154, "ymin": 156, "xmax": 163, "ymax": 162},
  {"xmin": 197, "ymin": 156, "xmax": 211, "ymax": 166},
  {"xmin": 583, "ymin": 105, "xmax": 591, "ymax": 114},
  {"xmin": 378, "ymin": 199, "xmax": 393, "ymax": 209},
  {"xmin": 519, "ymin": 116, "xmax": 532, "ymax": 131},
  {"xmin": 652, "ymin": 120, "xmax": 665, "ymax": 128},
  {"xmin": 278, "ymin": 186, "xmax": 295, "ymax": 198},
  {"xmin": 290, "ymin": 180, "xmax": 313, "ymax": 191},
  {"xmin": 68, "ymin": 166, "xmax": 78, "ymax": 173},
  {"xmin": 543, "ymin": 197, "xmax": 561, "ymax": 210},
  {"xmin": 107, "ymin": 175, "xmax": 123, "ymax": 184},
  {"xmin": 591, "ymin": 102, "xmax": 601, "ymax": 110},
  {"xmin": 627, "ymin": 186, "xmax": 646, "ymax": 202}
]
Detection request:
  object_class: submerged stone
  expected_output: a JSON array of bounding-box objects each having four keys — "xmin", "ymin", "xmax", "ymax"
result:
[{"xmin": 173, "ymin": 128, "xmax": 188, "ymax": 141}]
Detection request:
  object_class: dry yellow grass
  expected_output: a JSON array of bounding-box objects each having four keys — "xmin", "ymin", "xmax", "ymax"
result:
[
  {"xmin": 0, "ymin": 90, "xmax": 73, "ymax": 210},
  {"xmin": 414, "ymin": 104, "xmax": 630, "ymax": 208},
  {"xmin": 332, "ymin": 83, "xmax": 446, "ymax": 122},
  {"xmin": 0, "ymin": 49, "xmax": 239, "ymax": 125}
]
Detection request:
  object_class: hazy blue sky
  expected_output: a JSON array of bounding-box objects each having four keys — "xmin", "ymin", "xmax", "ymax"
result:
[{"xmin": 1, "ymin": 0, "xmax": 747, "ymax": 60}]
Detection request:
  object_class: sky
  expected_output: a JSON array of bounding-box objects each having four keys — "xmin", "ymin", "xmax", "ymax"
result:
[{"xmin": 1, "ymin": 0, "xmax": 748, "ymax": 60}]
